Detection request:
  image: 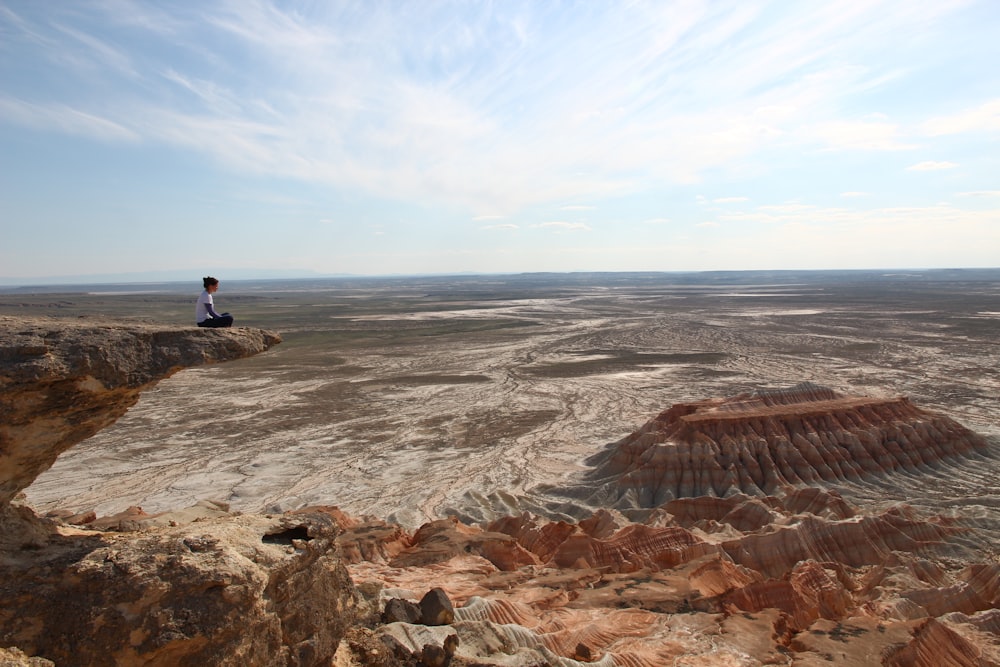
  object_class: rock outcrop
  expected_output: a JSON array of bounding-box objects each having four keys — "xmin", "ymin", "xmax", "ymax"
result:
[
  {"xmin": 582, "ymin": 382, "xmax": 991, "ymax": 507},
  {"xmin": 0, "ymin": 511, "xmax": 363, "ymax": 667},
  {"xmin": 0, "ymin": 316, "xmax": 281, "ymax": 508}
]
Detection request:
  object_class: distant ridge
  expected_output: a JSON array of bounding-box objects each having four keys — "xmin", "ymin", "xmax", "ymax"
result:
[
  {"xmin": 2, "ymin": 267, "xmax": 999, "ymax": 289},
  {"xmin": 0, "ymin": 268, "xmax": 341, "ymax": 287}
]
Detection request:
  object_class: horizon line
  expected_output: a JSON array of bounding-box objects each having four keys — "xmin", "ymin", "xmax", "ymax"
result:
[{"xmin": 3, "ymin": 266, "xmax": 1000, "ymax": 289}]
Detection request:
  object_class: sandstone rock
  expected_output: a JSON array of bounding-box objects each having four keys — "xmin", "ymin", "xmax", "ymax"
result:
[
  {"xmin": 383, "ymin": 597, "xmax": 422, "ymax": 624},
  {"xmin": 391, "ymin": 517, "xmax": 538, "ymax": 571},
  {"xmin": 788, "ymin": 617, "xmax": 916, "ymax": 666},
  {"xmin": 0, "ymin": 646, "xmax": 54, "ymax": 667},
  {"xmin": 901, "ymin": 563, "xmax": 1000, "ymax": 618},
  {"xmin": 546, "ymin": 522, "xmax": 715, "ymax": 572},
  {"xmin": 0, "ymin": 317, "xmax": 280, "ymax": 507},
  {"xmin": 721, "ymin": 509, "xmax": 960, "ymax": 579},
  {"xmin": 421, "ymin": 633, "xmax": 458, "ymax": 667},
  {"xmin": 582, "ymin": 382, "xmax": 991, "ymax": 507},
  {"xmin": 883, "ymin": 618, "xmax": 1000, "ymax": 667},
  {"xmin": 0, "ymin": 511, "xmax": 361, "ymax": 667},
  {"xmin": 377, "ymin": 620, "xmax": 566, "ymax": 667}
]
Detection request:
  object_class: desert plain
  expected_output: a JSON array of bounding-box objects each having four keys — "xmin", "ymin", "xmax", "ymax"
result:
[
  {"xmin": 5, "ymin": 269, "xmax": 997, "ymax": 531},
  {"xmin": 3, "ymin": 269, "xmax": 1000, "ymax": 665}
]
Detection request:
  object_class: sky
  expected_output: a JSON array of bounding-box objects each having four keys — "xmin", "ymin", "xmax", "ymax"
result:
[{"xmin": 1, "ymin": 0, "xmax": 999, "ymax": 282}]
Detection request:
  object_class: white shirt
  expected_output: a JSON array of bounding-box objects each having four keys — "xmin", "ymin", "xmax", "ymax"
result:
[{"xmin": 195, "ymin": 290, "xmax": 215, "ymax": 323}]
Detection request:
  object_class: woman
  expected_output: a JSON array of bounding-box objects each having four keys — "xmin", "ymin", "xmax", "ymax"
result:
[{"xmin": 195, "ymin": 276, "xmax": 234, "ymax": 327}]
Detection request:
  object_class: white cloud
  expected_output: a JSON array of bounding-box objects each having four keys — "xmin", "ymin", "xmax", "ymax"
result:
[
  {"xmin": 810, "ymin": 119, "xmax": 915, "ymax": 151},
  {"xmin": 707, "ymin": 202, "xmax": 1000, "ymax": 270},
  {"xmin": 758, "ymin": 202, "xmax": 816, "ymax": 213},
  {"xmin": 956, "ymin": 190, "xmax": 1000, "ymax": 197},
  {"xmin": 538, "ymin": 221, "xmax": 591, "ymax": 232},
  {"xmin": 561, "ymin": 205, "xmax": 595, "ymax": 211},
  {"xmin": 696, "ymin": 221, "xmax": 720, "ymax": 228},
  {"xmin": 0, "ymin": 97, "xmax": 138, "ymax": 142},
  {"xmin": 841, "ymin": 191, "xmax": 868, "ymax": 198},
  {"xmin": 481, "ymin": 223, "xmax": 519, "ymax": 230},
  {"xmin": 5, "ymin": 0, "xmax": 981, "ymax": 218},
  {"xmin": 906, "ymin": 161, "xmax": 958, "ymax": 171},
  {"xmin": 923, "ymin": 99, "xmax": 1000, "ymax": 136},
  {"xmin": 714, "ymin": 197, "xmax": 749, "ymax": 203}
]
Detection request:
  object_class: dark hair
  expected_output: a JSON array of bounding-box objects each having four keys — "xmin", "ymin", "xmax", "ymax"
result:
[{"xmin": 203, "ymin": 276, "xmax": 219, "ymax": 288}]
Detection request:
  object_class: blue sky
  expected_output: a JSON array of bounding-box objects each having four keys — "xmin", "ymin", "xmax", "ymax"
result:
[{"xmin": 1, "ymin": 1, "xmax": 999, "ymax": 281}]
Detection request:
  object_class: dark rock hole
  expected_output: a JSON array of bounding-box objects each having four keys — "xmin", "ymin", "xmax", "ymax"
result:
[{"xmin": 262, "ymin": 525, "xmax": 311, "ymax": 545}]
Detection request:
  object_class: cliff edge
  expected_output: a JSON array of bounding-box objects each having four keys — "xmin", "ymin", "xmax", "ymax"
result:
[{"xmin": 0, "ymin": 316, "xmax": 281, "ymax": 508}]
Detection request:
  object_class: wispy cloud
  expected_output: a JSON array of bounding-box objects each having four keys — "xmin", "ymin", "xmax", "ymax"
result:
[
  {"xmin": 956, "ymin": 190, "xmax": 1000, "ymax": 197},
  {"xmin": 810, "ymin": 119, "xmax": 915, "ymax": 151},
  {"xmin": 2, "ymin": 1, "xmax": 983, "ymax": 217},
  {"xmin": 2, "ymin": 1, "xmax": 998, "ymax": 277},
  {"xmin": 538, "ymin": 221, "xmax": 591, "ymax": 232},
  {"xmin": 923, "ymin": 99, "xmax": 1000, "ymax": 136},
  {"xmin": 0, "ymin": 97, "xmax": 138, "ymax": 141},
  {"xmin": 907, "ymin": 161, "xmax": 958, "ymax": 171},
  {"xmin": 51, "ymin": 21, "xmax": 138, "ymax": 78},
  {"xmin": 758, "ymin": 202, "xmax": 815, "ymax": 213}
]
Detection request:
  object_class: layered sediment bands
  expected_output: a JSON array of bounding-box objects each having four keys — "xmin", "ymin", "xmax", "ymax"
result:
[
  {"xmin": 582, "ymin": 382, "xmax": 992, "ymax": 508},
  {"xmin": 0, "ymin": 317, "xmax": 281, "ymax": 507},
  {"xmin": 340, "ymin": 490, "xmax": 1000, "ymax": 665}
]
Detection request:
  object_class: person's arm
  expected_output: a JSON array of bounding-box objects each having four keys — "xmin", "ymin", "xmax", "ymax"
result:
[{"xmin": 202, "ymin": 294, "xmax": 222, "ymax": 319}]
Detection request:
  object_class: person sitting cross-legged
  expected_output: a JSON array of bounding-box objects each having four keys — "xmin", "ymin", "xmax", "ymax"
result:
[{"xmin": 195, "ymin": 276, "xmax": 234, "ymax": 328}]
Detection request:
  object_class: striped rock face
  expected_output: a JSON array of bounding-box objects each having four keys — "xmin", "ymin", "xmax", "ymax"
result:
[{"xmin": 581, "ymin": 383, "xmax": 991, "ymax": 507}]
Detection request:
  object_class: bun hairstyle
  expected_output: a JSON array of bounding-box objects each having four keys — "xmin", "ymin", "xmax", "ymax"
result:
[{"xmin": 203, "ymin": 276, "xmax": 219, "ymax": 288}]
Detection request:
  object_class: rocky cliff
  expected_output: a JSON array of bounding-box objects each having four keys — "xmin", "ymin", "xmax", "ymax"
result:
[
  {"xmin": 0, "ymin": 316, "xmax": 281, "ymax": 508},
  {"xmin": 0, "ymin": 318, "xmax": 372, "ymax": 667}
]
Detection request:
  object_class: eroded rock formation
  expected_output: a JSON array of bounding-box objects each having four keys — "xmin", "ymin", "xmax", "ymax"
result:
[
  {"xmin": 336, "ymin": 493, "xmax": 1000, "ymax": 666},
  {"xmin": 582, "ymin": 382, "xmax": 991, "ymax": 507}
]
